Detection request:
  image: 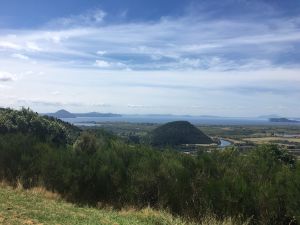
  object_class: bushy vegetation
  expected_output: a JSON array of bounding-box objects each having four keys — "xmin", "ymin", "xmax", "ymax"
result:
[
  {"xmin": 0, "ymin": 108, "xmax": 300, "ymax": 224},
  {"xmin": 0, "ymin": 107, "xmax": 80, "ymax": 145}
]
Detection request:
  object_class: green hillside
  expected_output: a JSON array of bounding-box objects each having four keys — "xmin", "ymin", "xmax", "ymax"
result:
[{"xmin": 149, "ymin": 121, "xmax": 213, "ymax": 146}]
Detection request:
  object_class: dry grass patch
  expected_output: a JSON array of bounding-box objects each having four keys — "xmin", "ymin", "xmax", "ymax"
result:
[{"xmin": 0, "ymin": 184, "xmax": 249, "ymax": 225}]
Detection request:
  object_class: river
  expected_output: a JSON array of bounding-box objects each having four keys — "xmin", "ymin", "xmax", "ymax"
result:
[{"xmin": 219, "ymin": 139, "xmax": 232, "ymax": 148}]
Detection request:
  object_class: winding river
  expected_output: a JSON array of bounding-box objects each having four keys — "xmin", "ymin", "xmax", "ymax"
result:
[{"xmin": 219, "ymin": 139, "xmax": 232, "ymax": 148}]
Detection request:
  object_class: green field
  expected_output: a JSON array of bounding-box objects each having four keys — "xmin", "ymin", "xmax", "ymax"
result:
[{"xmin": 243, "ymin": 137, "xmax": 300, "ymax": 144}]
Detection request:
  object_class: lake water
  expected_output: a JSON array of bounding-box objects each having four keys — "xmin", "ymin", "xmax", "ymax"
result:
[{"xmin": 62, "ymin": 115, "xmax": 300, "ymax": 126}]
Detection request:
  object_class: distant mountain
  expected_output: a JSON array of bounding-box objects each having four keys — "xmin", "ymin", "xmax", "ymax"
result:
[
  {"xmin": 149, "ymin": 121, "xmax": 213, "ymax": 146},
  {"xmin": 47, "ymin": 109, "xmax": 76, "ymax": 118},
  {"xmin": 269, "ymin": 118, "xmax": 300, "ymax": 123},
  {"xmin": 258, "ymin": 114, "xmax": 281, "ymax": 119},
  {"xmin": 46, "ymin": 109, "xmax": 121, "ymax": 119}
]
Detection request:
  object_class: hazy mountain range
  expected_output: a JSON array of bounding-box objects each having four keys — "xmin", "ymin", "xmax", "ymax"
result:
[{"xmin": 45, "ymin": 109, "xmax": 122, "ymax": 118}]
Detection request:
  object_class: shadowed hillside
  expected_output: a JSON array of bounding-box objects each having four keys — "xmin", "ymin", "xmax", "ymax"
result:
[{"xmin": 149, "ymin": 121, "xmax": 213, "ymax": 146}]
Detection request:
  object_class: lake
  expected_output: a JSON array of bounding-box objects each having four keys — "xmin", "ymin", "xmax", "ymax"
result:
[{"xmin": 62, "ymin": 115, "xmax": 300, "ymax": 126}]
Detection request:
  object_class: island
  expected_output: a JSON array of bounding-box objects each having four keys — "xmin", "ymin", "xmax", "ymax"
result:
[{"xmin": 269, "ymin": 118, "xmax": 300, "ymax": 123}]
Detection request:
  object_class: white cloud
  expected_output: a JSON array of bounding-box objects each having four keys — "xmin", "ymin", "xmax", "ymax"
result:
[
  {"xmin": 92, "ymin": 10, "xmax": 106, "ymax": 22},
  {"xmin": 26, "ymin": 42, "xmax": 42, "ymax": 51},
  {"xmin": 95, "ymin": 60, "xmax": 128, "ymax": 70},
  {"xmin": 92, "ymin": 103, "xmax": 111, "ymax": 107},
  {"xmin": 179, "ymin": 58, "xmax": 202, "ymax": 68},
  {"xmin": 48, "ymin": 9, "xmax": 106, "ymax": 28},
  {"xmin": 96, "ymin": 50, "xmax": 106, "ymax": 55},
  {"xmin": 0, "ymin": 71, "xmax": 15, "ymax": 82},
  {"xmin": 127, "ymin": 104, "xmax": 151, "ymax": 108},
  {"xmin": 0, "ymin": 10, "xmax": 298, "ymax": 71},
  {"xmin": 94, "ymin": 60, "xmax": 111, "ymax": 68},
  {"xmin": 0, "ymin": 41, "xmax": 22, "ymax": 50},
  {"xmin": 15, "ymin": 98, "xmax": 111, "ymax": 109},
  {"xmin": 0, "ymin": 57, "xmax": 299, "ymax": 116},
  {"xmin": 0, "ymin": 6, "xmax": 300, "ymax": 116},
  {"xmin": 11, "ymin": 53, "xmax": 29, "ymax": 60},
  {"xmin": 51, "ymin": 91, "xmax": 61, "ymax": 95}
]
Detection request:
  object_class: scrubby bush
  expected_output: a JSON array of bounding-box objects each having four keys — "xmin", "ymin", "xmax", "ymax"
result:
[{"xmin": 0, "ymin": 107, "xmax": 80, "ymax": 145}]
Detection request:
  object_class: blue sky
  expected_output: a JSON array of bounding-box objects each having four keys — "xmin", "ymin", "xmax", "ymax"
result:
[{"xmin": 0, "ymin": 0, "xmax": 299, "ymax": 116}]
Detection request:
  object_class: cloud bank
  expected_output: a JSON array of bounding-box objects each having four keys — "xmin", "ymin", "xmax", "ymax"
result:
[{"xmin": 0, "ymin": 1, "xmax": 299, "ymax": 116}]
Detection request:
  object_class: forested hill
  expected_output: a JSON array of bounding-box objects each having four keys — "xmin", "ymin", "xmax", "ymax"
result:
[
  {"xmin": 0, "ymin": 108, "xmax": 80, "ymax": 145},
  {"xmin": 149, "ymin": 121, "xmax": 213, "ymax": 146}
]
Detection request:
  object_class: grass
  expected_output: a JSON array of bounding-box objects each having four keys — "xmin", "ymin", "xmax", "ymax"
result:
[{"xmin": 0, "ymin": 183, "xmax": 248, "ymax": 225}]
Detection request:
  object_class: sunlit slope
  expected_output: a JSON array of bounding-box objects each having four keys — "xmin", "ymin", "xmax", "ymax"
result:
[
  {"xmin": 0, "ymin": 185, "xmax": 190, "ymax": 225},
  {"xmin": 0, "ymin": 185, "xmax": 247, "ymax": 225}
]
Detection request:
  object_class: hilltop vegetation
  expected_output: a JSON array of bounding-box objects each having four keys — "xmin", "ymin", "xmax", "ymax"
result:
[
  {"xmin": 149, "ymin": 121, "xmax": 213, "ymax": 146},
  {"xmin": 0, "ymin": 107, "xmax": 80, "ymax": 145},
  {"xmin": 0, "ymin": 108, "xmax": 300, "ymax": 224}
]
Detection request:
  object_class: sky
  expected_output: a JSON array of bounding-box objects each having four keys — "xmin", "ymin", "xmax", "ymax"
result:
[{"xmin": 0, "ymin": 0, "xmax": 299, "ymax": 117}]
